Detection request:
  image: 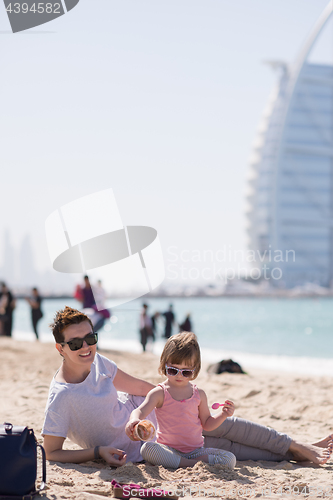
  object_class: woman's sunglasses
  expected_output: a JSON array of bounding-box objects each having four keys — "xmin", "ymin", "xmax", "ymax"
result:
[
  {"xmin": 62, "ymin": 332, "xmax": 98, "ymax": 351},
  {"xmin": 165, "ymin": 364, "xmax": 195, "ymax": 378}
]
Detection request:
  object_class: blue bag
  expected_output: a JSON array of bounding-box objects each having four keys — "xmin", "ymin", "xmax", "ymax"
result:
[{"xmin": 0, "ymin": 423, "xmax": 46, "ymax": 499}]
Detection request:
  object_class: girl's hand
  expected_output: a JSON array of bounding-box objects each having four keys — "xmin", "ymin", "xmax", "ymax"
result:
[
  {"xmin": 222, "ymin": 400, "xmax": 235, "ymax": 417},
  {"xmin": 99, "ymin": 446, "xmax": 127, "ymax": 466},
  {"xmin": 125, "ymin": 419, "xmax": 141, "ymax": 441}
]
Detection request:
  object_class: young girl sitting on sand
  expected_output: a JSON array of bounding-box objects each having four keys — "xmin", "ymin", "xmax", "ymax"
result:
[{"xmin": 125, "ymin": 331, "xmax": 237, "ymax": 469}]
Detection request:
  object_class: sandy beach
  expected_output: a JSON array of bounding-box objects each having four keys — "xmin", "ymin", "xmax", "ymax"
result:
[{"xmin": 1, "ymin": 337, "xmax": 333, "ymax": 500}]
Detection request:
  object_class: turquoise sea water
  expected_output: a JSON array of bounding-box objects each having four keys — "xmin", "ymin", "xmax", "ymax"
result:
[{"xmin": 12, "ymin": 296, "xmax": 333, "ymax": 375}]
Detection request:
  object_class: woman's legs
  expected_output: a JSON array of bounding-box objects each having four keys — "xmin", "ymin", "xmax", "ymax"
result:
[
  {"xmin": 203, "ymin": 417, "xmax": 333, "ymax": 464},
  {"xmin": 203, "ymin": 417, "xmax": 292, "ymax": 461},
  {"xmin": 203, "ymin": 435, "xmax": 290, "ymax": 461}
]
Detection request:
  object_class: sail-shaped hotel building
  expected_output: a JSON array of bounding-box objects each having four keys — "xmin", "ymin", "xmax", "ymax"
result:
[{"xmin": 247, "ymin": 2, "xmax": 333, "ymax": 287}]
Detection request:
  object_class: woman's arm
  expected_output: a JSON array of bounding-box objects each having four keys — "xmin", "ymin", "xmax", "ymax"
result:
[
  {"xmin": 198, "ymin": 389, "xmax": 235, "ymax": 432},
  {"xmin": 125, "ymin": 386, "xmax": 163, "ymax": 440},
  {"xmin": 43, "ymin": 435, "xmax": 126, "ymax": 466},
  {"xmin": 113, "ymin": 368, "xmax": 155, "ymax": 396}
]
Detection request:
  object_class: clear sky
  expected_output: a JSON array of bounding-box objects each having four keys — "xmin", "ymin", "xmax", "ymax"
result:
[{"xmin": 0, "ymin": 0, "xmax": 331, "ymax": 289}]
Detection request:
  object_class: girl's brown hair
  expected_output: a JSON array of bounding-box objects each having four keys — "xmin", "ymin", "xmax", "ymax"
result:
[
  {"xmin": 159, "ymin": 331, "xmax": 201, "ymax": 379},
  {"xmin": 50, "ymin": 306, "xmax": 93, "ymax": 343}
]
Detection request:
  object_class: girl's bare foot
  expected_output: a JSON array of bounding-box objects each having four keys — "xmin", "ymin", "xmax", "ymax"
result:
[
  {"xmin": 312, "ymin": 435, "xmax": 333, "ymax": 448},
  {"xmin": 289, "ymin": 441, "xmax": 332, "ymax": 465}
]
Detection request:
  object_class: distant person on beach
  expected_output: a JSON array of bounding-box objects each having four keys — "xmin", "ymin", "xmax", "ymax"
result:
[
  {"xmin": 0, "ymin": 289, "xmax": 7, "ymax": 335},
  {"xmin": 151, "ymin": 312, "xmax": 160, "ymax": 341},
  {"xmin": 0, "ymin": 282, "xmax": 15, "ymax": 337},
  {"xmin": 163, "ymin": 303, "xmax": 175, "ymax": 339},
  {"xmin": 126, "ymin": 332, "xmax": 236, "ymax": 469},
  {"xmin": 74, "ymin": 284, "xmax": 83, "ymax": 303},
  {"xmin": 42, "ymin": 306, "xmax": 333, "ymax": 466},
  {"xmin": 93, "ymin": 280, "xmax": 107, "ymax": 311},
  {"xmin": 26, "ymin": 287, "xmax": 43, "ymax": 340},
  {"xmin": 91, "ymin": 280, "xmax": 110, "ymax": 332},
  {"xmin": 74, "ymin": 276, "xmax": 110, "ymax": 333},
  {"xmin": 139, "ymin": 304, "xmax": 154, "ymax": 352},
  {"xmin": 179, "ymin": 313, "xmax": 192, "ymax": 333},
  {"xmin": 77, "ymin": 275, "xmax": 95, "ymax": 309}
]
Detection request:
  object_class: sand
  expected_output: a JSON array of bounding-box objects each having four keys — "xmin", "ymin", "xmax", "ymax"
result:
[{"xmin": 1, "ymin": 337, "xmax": 333, "ymax": 500}]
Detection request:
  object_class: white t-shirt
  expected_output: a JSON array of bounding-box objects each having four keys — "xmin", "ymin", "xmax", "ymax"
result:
[{"xmin": 42, "ymin": 353, "xmax": 155, "ymax": 462}]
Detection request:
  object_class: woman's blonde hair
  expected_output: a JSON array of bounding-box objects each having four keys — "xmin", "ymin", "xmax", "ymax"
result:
[{"xmin": 159, "ymin": 331, "xmax": 201, "ymax": 379}]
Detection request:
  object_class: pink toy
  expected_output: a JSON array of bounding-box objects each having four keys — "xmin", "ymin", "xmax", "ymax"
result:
[{"xmin": 211, "ymin": 402, "xmax": 225, "ymax": 410}]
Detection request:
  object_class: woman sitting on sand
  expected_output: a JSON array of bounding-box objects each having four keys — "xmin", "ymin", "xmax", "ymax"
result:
[
  {"xmin": 42, "ymin": 306, "xmax": 332, "ymax": 466},
  {"xmin": 126, "ymin": 332, "xmax": 237, "ymax": 469}
]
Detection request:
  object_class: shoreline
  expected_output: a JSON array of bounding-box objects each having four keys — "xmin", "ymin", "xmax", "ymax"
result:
[
  {"xmin": 10, "ymin": 328, "xmax": 333, "ymax": 377},
  {"xmin": 12, "ymin": 293, "xmax": 333, "ymax": 299}
]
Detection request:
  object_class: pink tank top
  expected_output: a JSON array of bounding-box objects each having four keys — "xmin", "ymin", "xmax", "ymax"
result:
[{"xmin": 155, "ymin": 382, "xmax": 204, "ymax": 453}]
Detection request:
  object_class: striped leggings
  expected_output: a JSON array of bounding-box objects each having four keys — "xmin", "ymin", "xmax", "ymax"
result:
[{"xmin": 141, "ymin": 442, "xmax": 236, "ymax": 469}]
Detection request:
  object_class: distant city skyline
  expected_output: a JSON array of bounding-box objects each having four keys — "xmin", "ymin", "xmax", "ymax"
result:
[{"xmin": 0, "ymin": 228, "xmax": 74, "ymax": 292}]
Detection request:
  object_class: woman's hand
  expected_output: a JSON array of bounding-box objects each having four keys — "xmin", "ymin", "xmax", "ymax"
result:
[
  {"xmin": 222, "ymin": 400, "xmax": 235, "ymax": 418},
  {"xmin": 99, "ymin": 446, "xmax": 127, "ymax": 466},
  {"xmin": 125, "ymin": 419, "xmax": 141, "ymax": 441}
]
